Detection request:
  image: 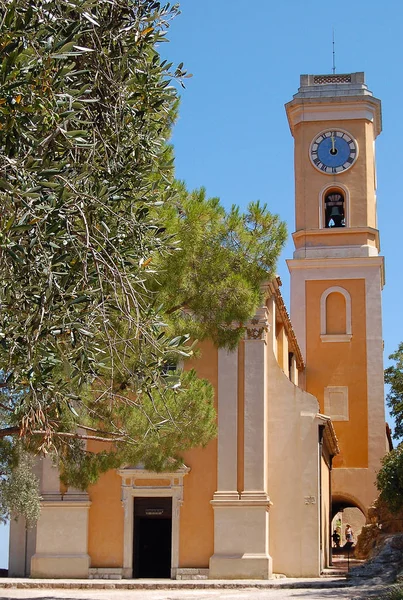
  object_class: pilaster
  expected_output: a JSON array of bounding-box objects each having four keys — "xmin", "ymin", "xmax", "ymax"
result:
[
  {"xmin": 210, "ymin": 307, "xmax": 272, "ymax": 579},
  {"xmin": 214, "ymin": 347, "xmax": 239, "ymax": 501},
  {"xmin": 31, "ymin": 456, "xmax": 91, "ymax": 578},
  {"xmin": 243, "ymin": 306, "xmax": 269, "ymax": 495}
]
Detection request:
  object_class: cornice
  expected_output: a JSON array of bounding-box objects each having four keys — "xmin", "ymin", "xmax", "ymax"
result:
[
  {"xmin": 287, "ymin": 255, "xmax": 384, "ymax": 271},
  {"xmin": 317, "ymin": 414, "xmax": 340, "ymax": 457},
  {"xmin": 268, "ymin": 277, "xmax": 305, "ymax": 371},
  {"xmin": 292, "ymin": 226, "xmax": 379, "ymax": 241},
  {"xmin": 41, "ymin": 500, "xmax": 92, "ymax": 508},
  {"xmin": 285, "ymin": 95, "xmax": 382, "ymax": 138},
  {"xmin": 292, "ymin": 227, "xmax": 381, "ymax": 255},
  {"xmin": 118, "ymin": 465, "xmax": 190, "ymax": 478}
]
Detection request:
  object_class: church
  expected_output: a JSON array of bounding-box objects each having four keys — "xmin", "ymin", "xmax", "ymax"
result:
[{"xmin": 9, "ymin": 72, "xmax": 389, "ymax": 579}]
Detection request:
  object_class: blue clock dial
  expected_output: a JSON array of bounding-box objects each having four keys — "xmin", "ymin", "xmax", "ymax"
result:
[{"xmin": 310, "ymin": 130, "xmax": 357, "ymax": 174}]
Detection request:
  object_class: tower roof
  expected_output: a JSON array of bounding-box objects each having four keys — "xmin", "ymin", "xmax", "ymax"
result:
[
  {"xmin": 294, "ymin": 72, "xmax": 372, "ymax": 99},
  {"xmin": 285, "ymin": 72, "xmax": 382, "ymax": 138}
]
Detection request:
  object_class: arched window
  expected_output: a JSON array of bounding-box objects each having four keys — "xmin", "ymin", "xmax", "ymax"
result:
[
  {"xmin": 324, "ymin": 190, "xmax": 345, "ymax": 228},
  {"xmin": 320, "ymin": 286, "xmax": 352, "ymax": 342}
]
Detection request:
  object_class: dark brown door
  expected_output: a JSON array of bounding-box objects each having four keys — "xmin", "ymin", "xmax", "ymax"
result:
[{"xmin": 133, "ymin": 497, "xmax": 172, "ymax": 578}]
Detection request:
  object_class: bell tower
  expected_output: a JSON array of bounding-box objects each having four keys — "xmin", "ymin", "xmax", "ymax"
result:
[{"xmin": 286, "ymin": 73, "xmax": 386, "ymax": 514}]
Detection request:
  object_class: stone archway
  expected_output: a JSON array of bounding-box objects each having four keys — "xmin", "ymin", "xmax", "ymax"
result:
[
  {"xmin": 332, "ymin": 492, "xmax": 367, "ymax": 519},
  {"xmin": 332, "ymin": 493, "xmax": 367, "ymax": 549}
]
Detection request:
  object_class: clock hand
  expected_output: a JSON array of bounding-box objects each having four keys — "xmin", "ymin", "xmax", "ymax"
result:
[{"xmin": 331, "ymin": 134, "xmax": 335, "ymax": 153}]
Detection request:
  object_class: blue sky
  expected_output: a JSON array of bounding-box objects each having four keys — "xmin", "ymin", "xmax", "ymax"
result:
[
  {"xmin": 164, "ymin": 2, "xmax": 403, "ymax": 397},
  {"xmin": 1, "ymin": 0, "xmax": 402, "ymax": 571}
]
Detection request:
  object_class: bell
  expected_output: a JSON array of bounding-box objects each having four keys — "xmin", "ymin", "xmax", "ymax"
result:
[{"xmin": 328, "ymin": 206, "xmax": 344, "ymax": 227}]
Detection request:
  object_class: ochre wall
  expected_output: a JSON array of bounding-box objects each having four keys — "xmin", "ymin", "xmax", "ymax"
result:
[
  {"xmin": 293, "ymin": 118, "xmax": 376, "ymax": 231},
  {"xmin": 305, "ymin": 278, "xmax": 368, "ymax": 468},
  {"xmin": 84, "ymin": 338, "xmax": 218, "ymax": 570},
  {"xmin": 179, "ymin": 340, "xmax": 218, "ymax": 568},
  {"xmin": 87, "ymin": 467, "xmax": 124, "ymax": 567}
]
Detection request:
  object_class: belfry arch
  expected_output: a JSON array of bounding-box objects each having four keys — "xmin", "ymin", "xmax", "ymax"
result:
[{"xmin": 319, "ymin": 183, "xmax": 350, "ymax": 229}]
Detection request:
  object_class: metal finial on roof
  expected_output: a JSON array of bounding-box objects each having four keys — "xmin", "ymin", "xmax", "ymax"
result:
[{"xmin": 332, "ymin": 28, "xmax": 336, "ymax": 74}]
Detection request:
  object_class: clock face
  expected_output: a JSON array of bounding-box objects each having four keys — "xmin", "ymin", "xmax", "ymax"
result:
[{"xmin": 310, "ymin": 130, "xmax": 358, "ymax": 174}]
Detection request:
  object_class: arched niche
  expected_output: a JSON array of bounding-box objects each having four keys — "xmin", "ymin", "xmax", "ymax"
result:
[{"xmin": 320, "ymin": 286, "xmax": 352, "ymax": 343}]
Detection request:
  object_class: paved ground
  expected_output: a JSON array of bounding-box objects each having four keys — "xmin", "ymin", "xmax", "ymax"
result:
[
  {"xmin": 0, "ymin": 558, "xmax": 385, "ymax": 600},
  {"xmin": 0, "ymin": 586, "xmax": 387, "ymax": 600}
]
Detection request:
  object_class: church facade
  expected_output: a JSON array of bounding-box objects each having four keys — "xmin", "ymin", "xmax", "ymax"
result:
[{"xmin": 9, "ymin": 73, "xmax": 388, "ymax": 580}]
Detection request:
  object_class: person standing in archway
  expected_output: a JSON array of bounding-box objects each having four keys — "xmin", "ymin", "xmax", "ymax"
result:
[
  {"xmin": 332, "ymin": 529, "xmax": 341, "ymax": 548},
  {"xmin": 345, "ymin": 524, "xmax": 354, "ymax": 547}
]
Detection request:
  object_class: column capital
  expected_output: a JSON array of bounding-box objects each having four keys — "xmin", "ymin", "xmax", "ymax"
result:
[{"xmin": 245, "ymin": 306, "xmax": 270, "ymax": 341}]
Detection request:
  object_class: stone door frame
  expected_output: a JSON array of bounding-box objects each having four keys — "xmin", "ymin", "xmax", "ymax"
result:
[{"xmin": 118, "ymin": 466, "xmax": 189, "ymax": 579}]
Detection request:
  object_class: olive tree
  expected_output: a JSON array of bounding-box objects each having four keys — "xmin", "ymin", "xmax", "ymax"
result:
[{"xmin": 0, "ymin": 0, "xmax": 286, "ymax": 520}]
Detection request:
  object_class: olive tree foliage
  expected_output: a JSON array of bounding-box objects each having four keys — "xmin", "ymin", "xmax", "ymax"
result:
[
  {"xmin": 0, "ymin": 0, "xmax": 216, "ymax": 519},
  {"xmin": 0, "ymin": 0, "xmax": 287, "ymax": 520},
  {"xmin": 384, "ymin": 344, "xmax": 403, "ymax": 441},
  {"xmin": 377, "ymin": 445, "xmax": 403, "ymax": 514},
  {"xmin": 0, "ymin": 445, "xmax": 40, "ymax": 524},
  {"xmin": 377, "ymin": 344, "xmax": 403, "ymax": 512}
]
